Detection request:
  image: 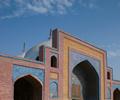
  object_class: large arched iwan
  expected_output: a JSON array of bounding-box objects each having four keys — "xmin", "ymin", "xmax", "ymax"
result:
[
  {"xmin": 72, "ymin": 60, "xmax": 99, "ymax": 100},
  {"xmin": 14, "ymin": 75, "xmax": 42, "ymax": 100}
]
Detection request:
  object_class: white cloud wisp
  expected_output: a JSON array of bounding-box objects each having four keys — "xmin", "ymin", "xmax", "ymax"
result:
[{"xmin": 0, "ymin": 0, "xmax": 99, "ymax": 19}]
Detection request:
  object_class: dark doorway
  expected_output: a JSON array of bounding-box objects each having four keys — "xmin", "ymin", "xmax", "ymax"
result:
[
  {"xmin": 72, "ymin": 60, "xmax": 99, "ymax": 100},
  {"xmin": 113, "ymin": 88, "xmax": 120, "ymax": 100},
  {"xmin": 14, "ymin": 75, "xmax": 42, "ymax": 100}
]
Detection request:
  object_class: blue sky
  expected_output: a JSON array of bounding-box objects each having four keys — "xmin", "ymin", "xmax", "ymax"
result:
[{"xmin": 0, "ymin": 0, "xmax": 120, "ymax": 80}]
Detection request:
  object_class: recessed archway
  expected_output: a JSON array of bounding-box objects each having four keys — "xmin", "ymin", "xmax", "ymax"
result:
[
  {"xmin": 113, "ymin": 88, "xmax": 120, "ymax": 100},
  {"xmin": 72, "ymin": 60, "xmax": 99, "ymax": 100},
  {"xmin": 14, "ymin": 75, "xmax": 42, "ymax": 100}
]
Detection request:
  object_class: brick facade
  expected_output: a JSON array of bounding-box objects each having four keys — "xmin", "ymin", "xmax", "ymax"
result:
[{"xmin": 0, "ymin": 29, "xmax": 120, "ymax": 100}]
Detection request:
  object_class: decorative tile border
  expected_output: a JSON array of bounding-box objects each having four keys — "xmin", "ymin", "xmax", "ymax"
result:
[
  {"xmin": 69, "ymin": 50, "xmax": 100, "ymax": 76},
  {"xmin": 13, "ymin": 65, "xmax": 44, "ymax": 83}
]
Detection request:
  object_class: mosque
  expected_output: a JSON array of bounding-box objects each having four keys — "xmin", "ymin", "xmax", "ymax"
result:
[{"xmin": 0, "ymin": 29, "xmax": 120, "ymax": 100}]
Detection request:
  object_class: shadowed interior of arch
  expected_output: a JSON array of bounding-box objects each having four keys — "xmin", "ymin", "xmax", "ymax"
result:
[
  {"xmin": 14, "ymin": 75, "xmax": 42, "ymax": 100},
  {"xmin": 72, "ymin": 60, "xmax": 99, "ymax": 100},
  {"xmin": 113, "ymin": 88, "xmax": 120, "ymax": 100}
]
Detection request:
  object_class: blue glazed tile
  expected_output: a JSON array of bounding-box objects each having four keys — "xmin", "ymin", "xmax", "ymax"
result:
[
  {"xmin": 13, "ymin": 65, "xmax": 44, "ymax": 83},
  {"xmin": 112, "ymin": 84, "xmax": 120, "ymax": 90},
  {"xmin": 70, "ymin": 51, "xmax": 100, "ymax": 76}
]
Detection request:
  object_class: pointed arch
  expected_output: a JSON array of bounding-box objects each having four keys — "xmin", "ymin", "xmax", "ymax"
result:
[
  {"xmin": 72, "ymin": 60, "xmax": 99, "ymax": 100},
  {"xmin": 113, "ymin": 88, "xmax": 120, "ymax": 100},
  {"xmin": 14, "ymin": 74, "xmax": 43, "ymax": 100}
]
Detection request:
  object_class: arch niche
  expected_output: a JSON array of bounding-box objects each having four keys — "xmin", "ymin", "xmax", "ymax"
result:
[
  {"xmin": 14, "ymin": 75, "xmax": 42, "ymax": 100},
  {"xmin": 72, "ymin": 60, "xmax": 99, "ymax": 100},
  {"xmin": 113, "ymin": 88, "xmax": 120, "ymax": 100}
]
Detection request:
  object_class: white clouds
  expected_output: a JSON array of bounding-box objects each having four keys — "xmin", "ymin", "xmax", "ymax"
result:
[
  {"xmin": 27, "ymin": 3, "xmax": 48, "ymax": 14},
  {"xmin": 25, "ymin": 0, "xmax": 74, "ymax": 14},
  {"xmin": 0, "ymin": 0, "xmax": 75, "ymax": 19},
  {"xmin": 0, "ymin": 0, "xmax": 99, "ymax": 19},
  {"xmin": 0, "ymin": 0, "xmax": 11, "ymax": 7},
  {"xmin": 107, "ymin": 49, "xmax": 120, "ymax": 58},
  {"xmin": 102, "ymin": 43, "xmax": 120, "ymax": 58},
  {"xmin": 1, "ymin": 9, "xmax": 25, "ymax": 19},
  {"xmin": 79, "ymin": 0, "xmax": 98, "ymax": 9},
  {"xmin": 108, "ymin": 51, "xmax": 120, "ymax": 58}
]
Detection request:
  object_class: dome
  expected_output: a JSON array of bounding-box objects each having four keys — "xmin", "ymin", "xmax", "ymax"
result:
[{"xmin": 24, "ymin": 39, "xmax": 51, "ymax": 60}]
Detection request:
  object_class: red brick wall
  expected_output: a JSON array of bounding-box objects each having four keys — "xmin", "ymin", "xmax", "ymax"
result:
[
  {"xmin": 52, "ymin": 29, "xmax": 58, "ymax": 49},
  {"xmin": 39, "ymin": 45, "xmax": 45, "ymax": 62},
  {"xmin": 0, "ymin": 62, "xmax": 13, "ymax": 100},
  {"xmin": 0, "ymin": 56, "xmax": 45, "ymax": 100}
]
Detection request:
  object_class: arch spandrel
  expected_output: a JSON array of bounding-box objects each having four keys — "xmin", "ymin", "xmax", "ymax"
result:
[
  {"xmin": 13, "ymin": 65, "xmax": 44, "ymax": 83},
  {"xmin": 69, "ymin": 50, "xmax": 101, "ymax": 76}
]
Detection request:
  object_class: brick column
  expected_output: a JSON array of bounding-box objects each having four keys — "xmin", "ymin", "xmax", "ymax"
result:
[{"xmin": 0, "ymin": 62, "xmax": 13, "ymax": 100}]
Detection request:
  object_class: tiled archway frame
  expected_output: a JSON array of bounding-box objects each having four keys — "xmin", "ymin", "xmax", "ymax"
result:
[
  {"xmin": 13, "ymin": 65, "xmax": 44, "ymax": 83},
  {"xmin": 69, "ymin": 49, "xmax": 101, "ymax": 100}
]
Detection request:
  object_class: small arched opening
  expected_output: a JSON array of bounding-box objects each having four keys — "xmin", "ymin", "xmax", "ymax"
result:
[
  {"xmin": 14, "ymin": 75, "xmax": 42, "ymax": 100},
  {"xmin": 36, "ymin": 56, "xmax": 40, "ymax": 61},
  {"xmin": 107, "ymin": 72, "xmax": 111, "ymax": 80},
  {"xmin": 51, "ymin": 56, "xmax": 57, "ymax": 68},
  {"xmin": 113, "ymin": 88, "xmax": 120, "ymax": 100}
]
